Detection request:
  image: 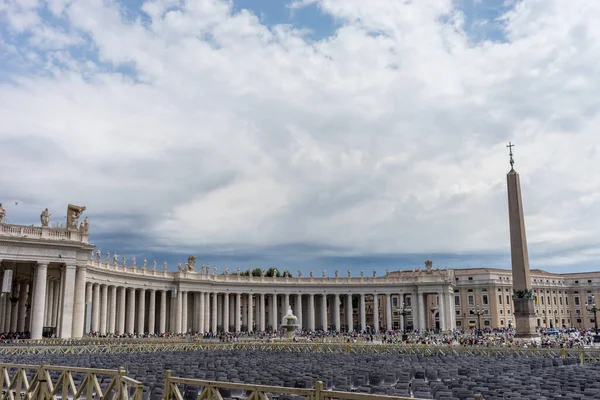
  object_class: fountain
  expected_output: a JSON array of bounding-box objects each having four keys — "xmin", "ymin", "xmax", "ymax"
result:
[{"xmin": 281, "ymin": 305, "xmax": 299, "ymax": 340}]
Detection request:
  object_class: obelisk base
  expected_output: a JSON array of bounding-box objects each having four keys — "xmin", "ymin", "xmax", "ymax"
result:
[{"xmin": 513, "ymin": 298, "xmax": 539, "ymax": 340}]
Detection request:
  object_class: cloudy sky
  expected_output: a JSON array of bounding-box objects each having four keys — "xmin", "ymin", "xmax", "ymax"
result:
[{"xmin": 1, "ymin": 0, "xmax": 599, "ymax": 275}]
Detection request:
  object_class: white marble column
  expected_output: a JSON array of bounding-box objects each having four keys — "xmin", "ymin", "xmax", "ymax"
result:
[
  {"xmin": 212, "ymin": 293, "xmax": 218, "ymax": 332},
  {"xmin": 373, "ymin": 293, "xmax": 379, "ymax": 332},
  {"xmin": 17, "ymin": 282, "xmax": 28, "ymax": 332},
  {"xmin": 108, "ymin": 286, "xmax": 117, "ymax": 334},
  {"xmin": 223, "ymin": 293, "xmax": 230, "ymax": 332},
  {"xmin": 91, "ymin": 283, "xmax": 100, "ymax": 332},
  {"xmin": 137, "ymin": 288, "xmax": 146, "ymax": 334},
  {"xmin": 148, "ymin": 289, "xmax": 156, "ymax": 335},
  {"xmin": 417, "ymin": 292, "xmax": 426, "ymax": 331},
  {"xmin": 259, "ymin": 293, "xmax": 265, "ymax": 331},
  {"xmin": 235, "ymin": 293, "xmax": 241, "ymax": 332},
  {"xmin": 360, "ymin": 293, "xmax": 366, "ymax": 332},
  {"xmin": 386, "ymin": 294, "xmax": 392, "ymax": 331},
  {"xmin": 447, "ymin": 290, "xmax": 456, "ymax": 331},
  {"xmin": 45, "ymin": 281, "xmax": 53, "ymax": 327},
  {"xmin": 199, "ymin": 291, "xmax": 205, "ymax": 333},
  {"xmin": 246, "ymin": 293, "xmax": 253, "ymax": 332},
  {"xmin": 159, "ymin": 290, "xmax": 167, "ymax": 334},
  {"xmin": 181, "ymin": 291, "xmax": 188, "ymax": 333},
  {"xmin": 100, "ymin": 284, "xmax": 108, "ymax": 335},
  {"xmin": 126, "ymin": 287, "xmax": 136, "ymax": 334},
  {"xmin": 333, "ymin": 294, "xmax": 341, "ymax": 331},
  {"xmin": 30, "ymin": 263, "xmax": 48, "ymax": 339},
  {"xmin": 204, "ymin": 292, "xmax": 210, "ymax": 332},
  {"xmin": 438, "ymin": 290, "xmax": 446, "ymax": 332},
  {"xmin": 320, "ymin": 294, "xmax": 328, "ymax": 330},
  {"xmin": 192, "ymin": 293, "xmax": 199, "ymax": 332},
  {"xmin": 296, "ymin": 294, "xmax": 303, "ymax": 330},
  {"xmin": 346, "ymin": 294, "xmax": 353, "ymax": 331},
  {"xmin": 283, "ymin": 294, "xmax": 290, "ymax": 314},
  {"xmin": 175, "ymin": 290, "xmax": 182, "ymax": 334},
  {"xmin": 270, "ymin": 293, "xmax": 277, "ymax": 331},
  {"xmin": 308, "ymin": 294, "xmax": 315, "ymax": 331},
  {"xmin": 71, "ymin": 266, "xmax": 87, "ymax": 338},
  {"xmin": 118, "ymin": 287, "xmax": 126, "ymax": 335}
]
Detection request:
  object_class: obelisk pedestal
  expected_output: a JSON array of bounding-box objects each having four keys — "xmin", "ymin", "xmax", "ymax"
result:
[{"xmin": 506, "ymin": 145, "xmax": 539, "ymax": 340}]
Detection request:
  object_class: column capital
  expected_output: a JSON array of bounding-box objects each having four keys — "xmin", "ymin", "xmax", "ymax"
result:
[{"xmin": 36, "ymin": 262, "xmax": 48, "ymax": 268}]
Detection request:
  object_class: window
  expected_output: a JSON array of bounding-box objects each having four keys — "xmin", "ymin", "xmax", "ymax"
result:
[
  {"xmin": 499, "ymin": 294, "xmax": 503, "ymax": 304},
  {"xmin": 483, "ymin": 309, "xmax": 489, "ymax": 315},
  {"xmin": 559, "ymin": 297, "xmax": 563, "ymax": 306},
  {"xmin": 541, "ymin": 297, "xmax": 545, "ymax": 305},
  {"xmin": 484, "ymin": 320, "xmax": 490, "ymax": 326},
  {"xmin": 455, "ymin": 310, "xmax": 461, "ymax": 316},
  {"xmin": 482, "ymin": 295, "xmax": 489, "ymax": 305},
  {"xmin": 456, "ymin": 321, "xmax": 462, "ymax": 326},
  {"xmin": 588, "ymin": 280, "xmax": 592, "ymax": 283},
  {"xmin": 468, "ymin": 295, "xmax": 474, "ymax": 306},
  {"xmin": 506, "ymin": 295, "xmax": 510, "ymax": 304},
  {"xmin": 468, "ymin": 289, "xmax": 474, "ymax": 292},
  {"xmin": 454, "ymin": 296, "xmax": 460, "ymax": 306},
  {"xmin": 547, "ymin": 296, "xmax": 550, "ymax": 305},
  {"xmin": 575, "ymin": 280, "xmax": 579, "ymax": 284},
  {"xmin": 575, "ymin": 297, "xmax": 580, "ymax": 306},
  {"xmin": 500, "ymin": 320, "xmax": 504, "ymax": 325},
  {"xmin": 566, "ymin": 297, "xmax": 569, "ymax": 306},
  {"xmin": 406, "ymin": 297, "xmax": 412, "ymax": 307},
  {"xmin": 587, "ymin": 295, "xmax": 594, "ymax": 304},
  {"xmin": 468, "ymin": 277, "xmax": 473, "ymax": 281},
  {"xmin": 500, "ymin": 310, "xmax": 503, "ymax": 315},
  {"xmin": 554, "ymin": 297, "xmax": 557, "ymax": 305},
  {"xmin": 507, "ymin": 310, "xmax": 511, "ymax": 315},
  {"xmin": 392, "ymin": 297, "xmax": 398, "ymax": 307}
]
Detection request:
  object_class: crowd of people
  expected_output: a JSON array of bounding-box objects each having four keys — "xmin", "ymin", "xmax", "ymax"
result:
[{"xmin": 2, "ymin": 327, "xmax": 599, "ymax": 348}]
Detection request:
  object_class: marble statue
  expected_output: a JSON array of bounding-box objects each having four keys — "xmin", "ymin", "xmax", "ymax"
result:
[
  {"xmin": 298, "ymin": 270, "xmax": 302, "ymax": 278},
  {"xmin": 113, "ymin": 253, "xmax": 118, "ymax": 265},
  {"xmin": 249, "ymin": 269, "xmax": 253, "ymax": 277},
  {"xmin": 40, "ymin": 208, "xmax": 50, "ymax": 227},
  {"xmin": 309, "ymin": 270, "xmax": 313, "ymax": 278},
  {"xmin": 177, "ymin": 262, "xmax": 182, "ymax": 271},
  {"xmin": 348, "ymin": 269, "xmax": 351, "ymax": 278},
  {"xmin": 0, "ymin": 203, "xmax": 5, "ymax": 223},
  {"xmin": 163, "ymin": 261, "xmax": 167, "ymax": 271},
  {"xmin": 186, "ymin": 256, "xmax": 197, "ymax": 272},
  {"xmin": 105, "ymin": 251, "xmax": 110, "ymax": 262},
  {"xmin": 66, "ymin": 204, "xmax": 86, "ymax": 231},
  {"xmin": 425, "ymin": 259, "xmax": 433, "ymax": 273},
  {"xmin": 322, "ymin": 269, "xmax": 326, "ymax": 278},
  {"xmin": 237, "ymin": 267, "xmax": 241, "ymax": 276},
  {"xmin": 132, "ymin": 257, "xmax": 136, "ymax": 268},
  {"xmin": 385, "ymin": 268, "xmax": 389, "ymax": 276},
  {"xmin": 225, "ymin": 267, "xmax": 229, "ymax": 276},
  {"xmin": 96, "ymin": 248, "xmax": 101, "ymax": 260},
  {"xmin": 334, "ymin": 270, "xmax": 339, "ymax": 278},
  {"xmin": 260, "ymin": 268, "xmax": 264, "ymax": 277},
  {"xmin": 153, "ymin": 260, "xmax": 157, "ymax": 270},
  {"xmin": 213, "ymin": 266, "xmax": 217, "ymax": 275},
  {"xmin": 80, "ymin": 217, "xmax": 89, "ymax": 233},
  {"xmin": 122, "ymin": 255, "xmax": 127, "ymax": 266},
  {"xmin": 143, "ymin": 259, "xmax": 147, "ymax": 269},
  {"xmin": 372, "ymin": 270, "xmax": 376, "ymax": 278},
  {"xmin": 360, "ymin": 270, "xmax": 364, "ymax": 278}
]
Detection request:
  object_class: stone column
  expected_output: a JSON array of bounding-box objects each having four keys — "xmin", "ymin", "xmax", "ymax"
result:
[
  {"xmin": 52, "ymin": 279, "xmax": 61, "ymax": 327},
  {"xmin": 17, "ymin": 282, "xmax": 28, "ymax": 332},
  {"xmin": 307, "ymin": 294, "xmax": 315, "ymax": 331},
  {"xmin": 45, "ymin": 281, "xmax": 53, "ymax": 327},
  {"xmin": 270, "ymin": 294, "xmax": 277, "ymax": 332},
  {"xmin": 148, "ymin": 289, "xmax": 156, "ymax": 335},
  {"xmin": 212, "ymin": 293, "xmax": 218, "ymax": 332},
  {"xmin": 182, "ymin": 291, "xmax": 188, "ymax": 333},
  {"xmin": 126, "ymin": 287, "xmax": 136, "ymax": 334},
  {"xmin": 4, "ymin": 294, "xmax": 12, "ymax": 333},
  {"xmin": 332, "ymin": 294, "xmax": 341, "ymax": 331},
  {"xmin": 446, "ymin": 290, "xmax": 455, "ymax": 331},
  {"xmin": 192, "ymin": 293, "xmax": 199, "ymax": 332},
  {"xmin": 10, "ymin": 286, "xmax": 18, "ymax": 333},
  {"xmin": 385, "ymin": 294, "xmax": 392, "ymax": 331},
  {"xmin": 100, "ymin": 284, "xmax": 108, "ymax": 335},
  {"xmin": 417, "ymin": 292, "xmax": 426, "ymax": 331},
  {"xmin": 71, "ymin": 266, "xmax": 87, "ymax": 338},
  {"xmin": 373, "ymin": 293, "xmax": 379, "ymax": 332},
  {"xmin": 175, "ymin": 290, "xmax": 182, "ymax": 334},
  {"xmin": 0, "ymin": 296, "xmax": 5, "ymax": 333},
  {"xmin": 30, "ymin": 263, "xmax": 48, "ymax": 340},
  {"xmin": 91, "ymin": 283, "xmax": 100, "ymax": 332},
  {"xmin": 118, "ymin": 287, "xmax": 126, "ymax": 335},
  {"xmin": 241, "ymin": 294, "xmax": 248, "ymax": 330},
  {"xmin": 204, "ymin": 292, "xmax": 210, "ymax": 332},
  {"xmin": 221, "ymin": 293, "xmax": 228, "ymax": 332},
  {"xmin": 108, "ymin": 286, "xmax": 117, "ymax": 334},
  {"xmin": 438, "ymin": 290, "xmax": 446, "ymax": 331},
  {"xmin": 283, "ymin": 294, "xmax": 290, "ymax": 314},
  {"xmin": 159, "ymin": 290, "xmax": 167, "ymax": 334},
  {"xmin": 137, "ymin": 288, "xmax": 146, "ymax": 334},
  {"xmin": 229, "ymin": 294, "xmax": 235, "ymax": 330},
  {"xmin": 198, "ymin": 291, "xmax": 205, "ymax": 332},
  {"xmin": 258, "ymin": 293, "xmax": 265, "ymax": 331},
  {"xmin": 235, "ymin": 293, "xmax": 241, "ymax": 332},
  {"xmin": 320, "ymin": 294, "xmax": 327, "ymax": 330},
  {"xmin": 247, "ymin": 293, "xmax": 253, "ymax": 332},
  {"xmin": 359, "ymin": 293, "xmax": 367, "ymax": 331},
  {"xmin": 346, "ymin": 294, "xmax": 353, "ymax": 332},
  {"xmin": 295, "ymin": 294, "xmax": 303, "ymax": 330},
  {"xmin": 85, "ymin": 282, "xmax": 92, "ymax": 333}
]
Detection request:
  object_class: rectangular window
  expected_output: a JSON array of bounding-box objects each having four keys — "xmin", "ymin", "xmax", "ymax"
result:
[
  {"xmin": 468, "ymin": 295, "xmax": 474, "ymax": 306},
  {"xmin": 559, "ymin": 297, "xmax": 563, "ymax": 306},
  {"xmin": 392, "ymin": 297, "xmax": 398, "ymax": 307},
  {"xmin": 454, "ymin": 296, "xmax": 460, "ymax": 306},
  {"xmin": 541, "ymin": 297, "xmax": 545, "ymax": 305},
  {"xmin": 587, "ymin": 295, "xmax": 594, "ymax": 304},
  {"xmin": 506, "ymin": 295, "xmax": 510, "ymax": 304},
  {"xmin": 500, "ymin": 310, "xmax": 503, "ymax": 314},
  {"xmin": 482, "ymin": 295, "xmax": 489, "ymax": 305},
  {"xmin": 566, "ymin": 297, "xmax": 569, "ymax": 306},
  {"xmin": 575, "ymin": 297, "xmax": 580, "ymax": 305},
  {"xmin": 484, "ymin": 320, "xmax": 490, "ymax": 326},
  {"xmin": 406, "ymin": 297, "xmax": 412, "ymax": 307},
  {"xmin": 547, "ymin": 296, "xmax": 550, "ymax": 305},
  {"xmin": 507, "ymin": 310, "xmax": 511, "ymax": 315},
  {"xmin": 499, "ymin": 294, "xmax": 503, "ymax": 304}
]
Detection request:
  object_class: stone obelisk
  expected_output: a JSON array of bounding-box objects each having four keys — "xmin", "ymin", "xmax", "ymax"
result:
[{"xmin": 506, "ymin": 142, "xmax": 538, "ymax": 339}]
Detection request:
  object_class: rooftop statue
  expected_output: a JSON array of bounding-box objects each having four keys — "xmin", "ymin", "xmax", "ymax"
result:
[
  {"xmin": 143, "ymin": 259, "xmax": 147, "ymax": 269},
  {"xmin": 40, "ymin": 208, "xmax": 50, "ymax": 227},
  {"xmin": 66, "ymin": 204, "xmax": 86, "ymax": 231},
  {"xmin": 0, "ymin": 203, "xmax": 6, "ymax": 223},
  {"xmin": 132, "ymin": 257, "xmax": 136, "ymax": 268},
  {"xmin": 163, "ymin": 261, "xmax": 167, "ymax": 271},
  {"xmin": 96, "ymin": 248, "xmax": 101, "ymax": 260},
  {"xmin": 153, "ymin": 260, "xmax": 157, "ymax": 270},
  {"xmin": 186, "ymin": 256, "xmax": 197, "ymax": 272}
]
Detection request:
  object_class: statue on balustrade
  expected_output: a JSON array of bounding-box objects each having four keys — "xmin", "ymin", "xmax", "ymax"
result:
[
  {"xmin": 143, "ymin": 259, "xmax": 147, "ymax": 269},
  {"xmin": 177, "ymin": 262, "xmax": 182, "ymax": 271},
  {"xmin": 96, "ymin": 248, "xmax": 101, "ymax": 260},
  {"xmin": 105, "ymin": 251, "xmax": 110, "ymax": 262},
  {"xmin": 298, "ymin": 270, "xmax": 302, "ymax": 278},
  {"xmin": 322, "ymin": 269, "xmax": 326, "ymax": 278},
  {"xmin": 213, "ymin": 266, "xmax": 217, "ymax": 275},
  {"xmin": 334, "ymin": 270, "xmax": 339, "ymax": 278},
  {"xmin": 153, "ymin": 260, "xmax": 157, "ymax": 270},
  {"xmin": 113, "ymin": 253, "xmax": 118, "ymax": 265},
  {"xmin": 225, "ymin": 267, "xmax": 229, "ymax": 276},
  {"xmin": 0, "ymin": 203, "xmax": 5, "ymax": 223},
  {"xmin": 348, "ymin": 269, "xmax": 351, "ymax": 278},
  {"xmin": 40, "ymin": 208, "xmax": 51, "ymax": 227},
  {"xmin": 360, "ymin": 270, "xmax": 364, "ymax": 278},
  {"xmin": 132, "ymin": 257, "xmax": 136, "ymax": 268},
  {"xmin": 237, "ymin": 267, "xmax": 241, "ymax": 276},
  {"xmin": 385, "ymin": 268, "xmax": 389, "ymax": 276},
  {"xmin": 309, "ymin": 270, "xmax": 313, "ymax": 278},
  {"xmin": 66, "ymin": 204, "xmax": 86, "ymax": 230},
  {"xmin": 122, "ymin": 255, "xmax": 127, "ymax": 266},
  {"xmin": 163, "ymin": 261, "xmax": 167, "ymax": 271},
  {"xmin": 79, "ymin": 217, "xmax": 89, "ymax": 233},
  {"xmin": 186, "ymin": 256, "xmax": 197, "ymax": 271}
]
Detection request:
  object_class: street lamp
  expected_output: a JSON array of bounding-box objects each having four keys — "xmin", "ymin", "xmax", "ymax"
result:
[
  {"xmin": 395, "ymin": 302, "xmax": 408, "ymax": 332},
  {"xmin": 585, "ymin": 295, "xmax": 599, "ymax": 342},
  {"xmin": 472, "ymin": 305, "xmax": 483, "ymax": 337}
]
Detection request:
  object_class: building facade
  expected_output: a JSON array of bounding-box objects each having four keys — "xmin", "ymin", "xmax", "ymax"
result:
[{"xmin": 0, "ymin": 206, "xmax": 598, "ymax": 339}]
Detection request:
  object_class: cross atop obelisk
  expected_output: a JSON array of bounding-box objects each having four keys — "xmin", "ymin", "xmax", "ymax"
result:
[{"xmin": 506, "ymin": 142, "xmax": 538, "ymax": 338}]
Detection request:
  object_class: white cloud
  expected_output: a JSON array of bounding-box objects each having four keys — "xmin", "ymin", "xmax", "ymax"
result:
[{"xmin": 1, "ymin": 0, "xmax": 600, "ymax": 269}]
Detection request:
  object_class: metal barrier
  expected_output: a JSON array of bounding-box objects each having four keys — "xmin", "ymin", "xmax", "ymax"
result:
[
  {"xmin": 0, "ymin": 362, "xmax": 143, "ymax": 400},
  {"xmin": 163, "ymin": 371, "xmax": 420, "ymax": 400},
  {"xmin": 0, "ymin": 342, "xmax": 598, "ymax": 364}
]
